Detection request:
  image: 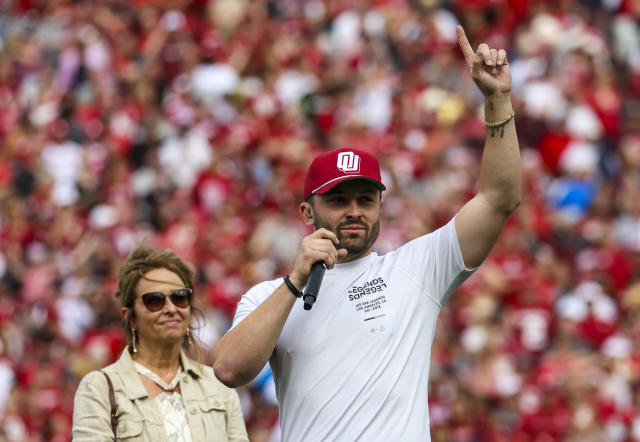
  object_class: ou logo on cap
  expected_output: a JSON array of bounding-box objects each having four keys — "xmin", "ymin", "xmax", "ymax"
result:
[{"xmin": 337, "ymin": 152, "xmax": 360, "ymax": 173}]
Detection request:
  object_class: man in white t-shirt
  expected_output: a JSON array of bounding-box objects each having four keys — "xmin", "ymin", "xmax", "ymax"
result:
[{"xmin": 213, "ymin": 26, "xmax": 521, "ymax": 441}]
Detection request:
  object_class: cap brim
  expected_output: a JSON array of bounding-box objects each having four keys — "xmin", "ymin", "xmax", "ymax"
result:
[{"xmin": 310, "ymin": 176, "xmax": 386, "ymax": 197}]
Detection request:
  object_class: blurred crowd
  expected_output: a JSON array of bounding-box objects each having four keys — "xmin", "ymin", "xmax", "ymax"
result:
[{"xmin": 0, "ymin": 0, "xmax": 639, "ymax": 440}]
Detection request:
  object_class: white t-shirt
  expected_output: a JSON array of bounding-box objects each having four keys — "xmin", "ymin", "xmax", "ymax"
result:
[{"xmin": 232, "ymin": 218, "xmax": 475, "ymax": 442}]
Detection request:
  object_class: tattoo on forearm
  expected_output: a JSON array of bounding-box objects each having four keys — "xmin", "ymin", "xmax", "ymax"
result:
[
  {"xmin": 488, "ymin": 102, "xmax": 495, "ymax": 136},
  {"xmin": 489, "ymin": 127, "xmax": 505, "ymax": 138}
]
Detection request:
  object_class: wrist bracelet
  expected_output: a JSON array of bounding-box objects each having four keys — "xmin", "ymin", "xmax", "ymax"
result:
[
  {"xmin": 283, "ymin": 275, "xmax": 303, "ymax": 298},
  {"xmin": 484, "ymin": 111, "xmax": 515, "ymax": 138}
]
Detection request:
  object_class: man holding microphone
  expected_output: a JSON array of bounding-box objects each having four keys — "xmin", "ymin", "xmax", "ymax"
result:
[{"xmin": 213, "ymin": 26, "xmax": 520, "ymax": 441}]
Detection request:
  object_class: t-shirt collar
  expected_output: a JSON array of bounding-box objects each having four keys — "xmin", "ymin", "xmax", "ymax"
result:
[{"xmin": 330, "ymin": 251, "xmax": 376, "ymax": 272}]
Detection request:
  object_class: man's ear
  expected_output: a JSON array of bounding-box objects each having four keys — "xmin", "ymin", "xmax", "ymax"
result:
[{"xmin": 299, "ymin": 202, "xmax": 314, "ymax": 225}]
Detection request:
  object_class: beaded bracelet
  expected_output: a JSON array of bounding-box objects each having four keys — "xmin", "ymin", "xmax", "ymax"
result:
[{"xmin": 485, "ymin": 111, "xmax": 515, "ymax": 138}]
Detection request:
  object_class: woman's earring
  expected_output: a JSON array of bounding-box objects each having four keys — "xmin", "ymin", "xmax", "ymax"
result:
[
  {"xmin": 131, "ymin": 328, "xmax": 138, "ymax": 353},
  {"xmin": 186, "ymin": 327, "xmax": 191, "ymax": 340}
]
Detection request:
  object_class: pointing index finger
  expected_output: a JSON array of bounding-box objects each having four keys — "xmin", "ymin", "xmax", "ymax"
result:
[{"xmin": 456, "ymin": 25, "xmax": 475, "ymax": 63}]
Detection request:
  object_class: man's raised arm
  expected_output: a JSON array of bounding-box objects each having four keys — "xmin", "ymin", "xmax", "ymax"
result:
[{"xmin": 454, "ymin": 25, "xmax": 522, "ymax": 269}]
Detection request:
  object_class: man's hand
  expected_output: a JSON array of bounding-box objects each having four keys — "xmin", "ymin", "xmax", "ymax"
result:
[
  {"xmin": 456, "ymin": 25, "xmax": 511, "ymax": 97},
  {"xmin": 289, "ymin": 229, "xmax": 348, "ymax": 289}
]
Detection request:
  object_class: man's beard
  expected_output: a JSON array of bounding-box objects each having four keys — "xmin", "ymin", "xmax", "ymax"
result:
[{"xmin": 314, "ymin": 217, "xmax": 380, "ymax": 260}]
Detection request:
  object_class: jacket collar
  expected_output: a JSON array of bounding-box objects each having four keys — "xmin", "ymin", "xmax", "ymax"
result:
[
  {"xmin": 115, "ymin": 348, "xmax": 201, "ymax": 400},
  {"xmin": 179, "ymin": 349, "xmax": 202, "ymax": 379}
]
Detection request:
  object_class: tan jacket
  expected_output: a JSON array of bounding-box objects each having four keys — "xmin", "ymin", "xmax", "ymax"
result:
[{"xmin": 72, "ymin": 349, "xmax": 249, "ymax": 442}]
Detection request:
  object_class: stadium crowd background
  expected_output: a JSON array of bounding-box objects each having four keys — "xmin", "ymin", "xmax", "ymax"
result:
[{"xmin": 0, "ymin": 0, "xmax": 639, "ymax": 440}]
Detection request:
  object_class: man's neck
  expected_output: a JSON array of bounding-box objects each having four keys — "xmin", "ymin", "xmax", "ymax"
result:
[{"xmin": 337, "ymin": 248, "xmax": 373, "ymax": 264}]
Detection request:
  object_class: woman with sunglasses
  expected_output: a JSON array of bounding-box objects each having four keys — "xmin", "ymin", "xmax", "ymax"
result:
[{"xmin": 72, "ymin": 245, "xmax": 248, "ymax": 441}]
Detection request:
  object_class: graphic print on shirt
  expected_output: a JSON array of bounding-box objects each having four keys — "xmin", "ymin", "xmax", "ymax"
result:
[{"xmin": 347, "ymin": 276, "xmax": 389, "ymax": 326}]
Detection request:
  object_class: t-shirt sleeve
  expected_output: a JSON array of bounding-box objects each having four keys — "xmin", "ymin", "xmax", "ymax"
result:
[
  {"xmin": 391, "ymin": 216, "xmax": 476, "ymax": 307},
  {"xmin": 231, "ymin": 279, "xmax": 281, "ymax": 329}
]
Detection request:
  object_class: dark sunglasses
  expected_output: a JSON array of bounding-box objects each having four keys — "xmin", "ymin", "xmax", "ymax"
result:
[{"xmin": 140, "ymin": 288, "xmax": 193, "ymax": 312}]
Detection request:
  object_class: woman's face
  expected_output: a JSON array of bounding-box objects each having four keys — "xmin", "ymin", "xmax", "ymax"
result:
[{"xmin": 128, "ymin": 267, "xmax": 191, "ymax": 349}]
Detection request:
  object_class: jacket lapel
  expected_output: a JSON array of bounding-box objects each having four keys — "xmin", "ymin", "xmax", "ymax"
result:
[{"xmin": 114, "ymin": 349, "xmax": 150, "ymax": 401}]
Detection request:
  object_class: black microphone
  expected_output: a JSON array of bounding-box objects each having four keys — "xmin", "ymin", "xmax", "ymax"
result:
[{"xmin": 303, "ymin": 262, "xmax": 326, "ymax": 310}]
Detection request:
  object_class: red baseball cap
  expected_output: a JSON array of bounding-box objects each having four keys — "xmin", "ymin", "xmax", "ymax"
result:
[{"xmin": 303, "ymin": 148, "xmax": 386, "ymax": 200}]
